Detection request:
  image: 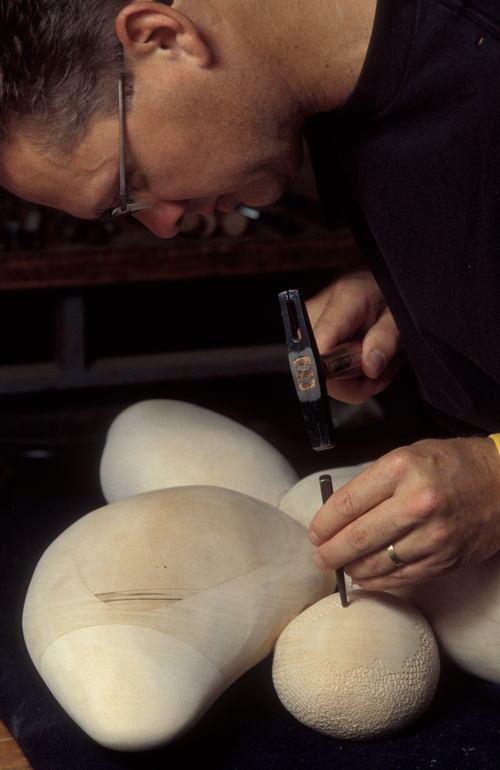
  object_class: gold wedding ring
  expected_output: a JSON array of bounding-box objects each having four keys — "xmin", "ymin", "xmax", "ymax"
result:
[{"xmin": 386, "ymin": 544, "xmax": 405, "ymax": 567}]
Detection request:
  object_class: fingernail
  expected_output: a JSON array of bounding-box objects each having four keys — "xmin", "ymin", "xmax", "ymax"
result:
[
  {"xmin": 309, "ymin": 530, "xmax": 322, "ymax": 546},
  {"xmin": 367, "ymin": 349, "xmax": 386, "ymax": 379},
  {"xmin": 313, "ymin": 551, "xmax": 327, "ymax": 570}
]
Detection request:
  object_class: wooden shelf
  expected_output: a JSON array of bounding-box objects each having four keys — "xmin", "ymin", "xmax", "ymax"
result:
[
  {"xmin": 0, "ymin": 227, "xmax": 362, "ymax": 291},
  {"xmin": 0, "ymin": 210, "xmax": 363, "ymax": 394}
]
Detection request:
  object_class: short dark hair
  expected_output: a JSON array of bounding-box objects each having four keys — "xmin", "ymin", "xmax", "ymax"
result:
[{"xmin": 0, "ymin": 0, "xmax": 132, "ymax": 150}]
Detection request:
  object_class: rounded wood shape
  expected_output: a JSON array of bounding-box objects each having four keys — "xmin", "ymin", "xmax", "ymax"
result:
[
  {"xmin": 100, "ymin": 400, "xmax": 298, "ymax": 506},
  {"xmin": 279, "ymin": 463, "xmax": 371, "ymax": 528},
  {"xmin": 272, "ymin": 590, "xmax": 440, "ymax": 740},
  {"xmin": 23, "ymin": 486, "xmax": 330, "ymax": 751},
  {"xmin": 399, "ymin": 552, "xmax": 500, "ymax": 684}
]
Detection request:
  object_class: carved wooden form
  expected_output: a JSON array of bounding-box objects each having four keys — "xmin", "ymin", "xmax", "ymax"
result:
[
  {"xmin": 399, "ymin": 552, "xmax": 500, "ymax": 685},
  {"xmin": 272, "ymin": 590, "xmax": 440, "ymax": 740},
  {"xmin": 23, "ymin": 486, "xmax": 331, "ymax": 750},
  {"xmin": 25, "ymin": 399, "xmax": 497, "ymax": 752},
  {"xmin": 100, "ymin": 399, "xmax": 299, "ymax": 507},
  {"xmin": 279, "ymin": 463, "xmax": 371, "ymax": 527}
]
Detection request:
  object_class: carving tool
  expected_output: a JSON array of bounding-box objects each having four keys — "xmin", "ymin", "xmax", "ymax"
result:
[
  {"xmin": 278, "ymin": 288, "xmax": 362, "ymax": 450},
  {"xmin": 319, "ymin": 474, "xmax": 348, "ymax": 607},
  {"xmin": 279, "ymin": 288, "xmax": 359, "ymax": 608}
]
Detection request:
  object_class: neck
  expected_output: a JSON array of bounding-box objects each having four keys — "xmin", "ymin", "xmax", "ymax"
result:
[{"xmin": 186, "ymin": 0, "xmax": 377, "ymax": 114}]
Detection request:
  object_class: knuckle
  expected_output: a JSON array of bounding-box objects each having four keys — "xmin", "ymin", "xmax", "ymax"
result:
[
  {"xmin": 428, "ymin": 526, "xmax": 451, "ymax": 550},
  {"xmin": 345, "ymin": 521, "xmax": 369, "ymax": 551},
  {"xmin": 334, "ymin": 489, "xmax": 357, "ymax": 521},
  {"xmin": 310, "ymin": 515, "xmax": 328, "ymax": 542},
  {"xmin": 383, "ymin": 447, "xmax": 414, "ymax": 478},
  {"xmin": 334, "ymin": 282, "xmax": 355, "ymax": 305},
  {"xmin": 410, "ymin": 487, "xmax": 444, "ymax": 520}
]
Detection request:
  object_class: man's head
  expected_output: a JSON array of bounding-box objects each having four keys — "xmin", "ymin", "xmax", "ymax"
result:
[
  {"xmin": 0, "ymin": 0, "xmax": 365, "ymax": 236},
  {"xmin": 0, "ymin": 0, "xmax": 308, "ymax": 236}
]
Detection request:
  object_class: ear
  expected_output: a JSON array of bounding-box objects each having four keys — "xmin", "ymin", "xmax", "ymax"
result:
[{"xmin": 115, "ymin": 2, "xmax": 212, "ymax": 69}]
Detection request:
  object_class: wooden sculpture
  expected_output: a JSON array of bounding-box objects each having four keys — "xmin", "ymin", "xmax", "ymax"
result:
[
  {"xmin": 22, "ymin": 486, "xmax": 331, "ymax": 751},
  {"xmin": 272, "ymin": 590, "xmax": 440, "ymax": 740},
  {"xmin": 279, "ymin": 463, "xmax": 371, "ymax": 527},
  {"xmin": 398, "ymin": 552, "xmax": 500, "ymax": 685},
  {"xmin": 100, "ymin": 399, "xmax": 299, "ymax": 507},
  {"xmin": 24, "ymin": 398, "xmax": 477, "ymax": 752}
]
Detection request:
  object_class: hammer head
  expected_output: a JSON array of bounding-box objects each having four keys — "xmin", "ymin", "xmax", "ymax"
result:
[{"xmin": 278, "ymin": 288, "xmax": 335, "ymax": 451}]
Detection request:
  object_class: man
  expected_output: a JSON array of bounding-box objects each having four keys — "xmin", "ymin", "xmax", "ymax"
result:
[{"xmin": 1, "ymin": 0, "xmax": 499, "ymax": 591}]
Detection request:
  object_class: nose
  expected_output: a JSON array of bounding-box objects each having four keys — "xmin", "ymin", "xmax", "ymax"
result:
[{"xmin": 132, "ymin": 201, "xmax": 188, "ymax": 238}]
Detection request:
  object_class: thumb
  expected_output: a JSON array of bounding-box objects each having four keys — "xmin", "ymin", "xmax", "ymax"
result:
[{"xmin": 362, "ymin": 308, "xmax": 402, "ymax": 380}]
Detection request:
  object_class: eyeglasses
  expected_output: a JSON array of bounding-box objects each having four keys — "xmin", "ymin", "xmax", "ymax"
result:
[{"xmin": 99, "ymin": 76, "xmax": 151, "ymax": 220}]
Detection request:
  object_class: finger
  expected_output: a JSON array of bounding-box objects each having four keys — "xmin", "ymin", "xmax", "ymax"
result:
[
  {"xmin": 325, "ymin": 354, "xmax": 404, "ymax": 405},
  {"xmin": 351, "ymin": 554, "xmax": 454, "ymax": 591},
  {"xmin": 312, "ymin": 295, "xmax": 365, "ymax": 353},
  {"xmin": 345, "ymin": 535, "xmax": 435, "ymax": 581},
  {"xmin": 305, "ymin": 285, "xmax": 333, "ymax": 328},
  {"xmin": 312, "ymin": 498, "xmax": 416, "ymax": 570},
  {"xmin": 309, "ymin": 459, "xmax": 399, "ymax": 544},
  {"xmin": 361, "ymin": 308, "xmax": 402, "ymax": 380},
  {"xmin": 307, "ymin": 272, "xmax": 384, "ymax": 354}
]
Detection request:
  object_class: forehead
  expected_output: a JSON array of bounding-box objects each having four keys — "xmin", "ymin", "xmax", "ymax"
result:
[{"xmin": 0, "ymin": 117, "xmax": 119, "ymax": 219}]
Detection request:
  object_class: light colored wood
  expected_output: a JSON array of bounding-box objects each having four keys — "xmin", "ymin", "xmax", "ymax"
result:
[
  {"xmin": 272, "ymin": 590, "xmax": 440, "ymax": 740},
  {"xmin": 278, "ymin": 463, "xmax": 371, "ymax": 527},
  {"xmin": 281, "ymin": 464, "xmax": 500, "ymax": 690},
  {"xmin": 23, "ymin": 486, "xmax": 331, "ymax": 751},
  {"xmin": 100, "ymin": 399, "xmax": 299, "ymax": 507},
  {"xmin": 0, "ymin": 721, "xmax": 32, "ymax": 770},
  {"xmin": 397, "ymin": 552, "xmax": 500, "ymax": 684}
]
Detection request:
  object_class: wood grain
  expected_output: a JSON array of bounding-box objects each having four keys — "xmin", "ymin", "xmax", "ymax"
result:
[
  {"xmin": 22, "ymin": 486, "xmax": 332, "ymax": 751},
  {"xmin": 0, "ymin": 721, "xmax": 32, "ymax": 770}
]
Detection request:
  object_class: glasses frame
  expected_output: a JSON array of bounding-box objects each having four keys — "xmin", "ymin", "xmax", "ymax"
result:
[{"xmin": 100, "ymin": 76, "xmax": 151, "ymax": 220}]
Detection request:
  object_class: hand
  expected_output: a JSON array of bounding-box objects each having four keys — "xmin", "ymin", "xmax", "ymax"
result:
[
  {"xmin": 309, "ymin": 437, "xmax": 500, "ymax": 590},
  {"xmin": 306, "ymin": 269, "xmax": 403, "ymax": 404}
]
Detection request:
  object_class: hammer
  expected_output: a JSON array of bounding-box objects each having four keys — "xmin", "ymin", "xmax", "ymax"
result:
[
  {"xmin": 278, "ymin": 288, "xmax": 362, "ymax": 451},
  {"xmin": 279, "ymin": 288, "xmax": 355, "ymax": 608}
]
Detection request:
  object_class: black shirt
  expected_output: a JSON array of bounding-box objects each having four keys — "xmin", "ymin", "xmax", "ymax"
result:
[{"xmin": 306, "ymin": 0, "xmax": 500, "ymax": 434}]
